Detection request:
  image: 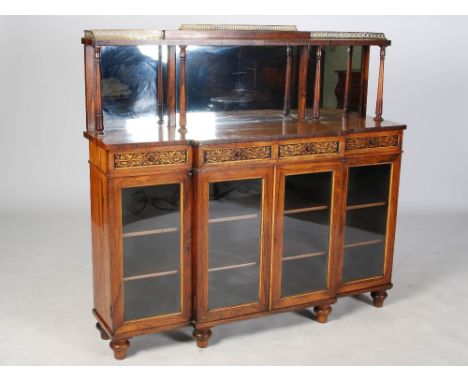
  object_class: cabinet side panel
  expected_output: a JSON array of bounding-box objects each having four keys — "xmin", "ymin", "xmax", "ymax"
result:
[{"xmin": 89, "ymin": 164, "xmax": 112, "ymax": 326}]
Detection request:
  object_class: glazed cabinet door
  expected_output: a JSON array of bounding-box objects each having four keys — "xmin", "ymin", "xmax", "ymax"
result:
[
  {"xmin": 110, "ymin": 172, "xmax": 191, "ymax": 332},
  {"xmin": 195, "ymin": 167, "xmax": 273, "ymax": 322},
  {"xmin": 338, "ymin": 154, "xmax": 401, "ymax": 293},
  {"xmin": 271, "ymin": 162, "xmax": 342, "ymax": 309}
]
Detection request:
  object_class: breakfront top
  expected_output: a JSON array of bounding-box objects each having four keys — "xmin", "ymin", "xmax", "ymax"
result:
[{"xmin": 82, "ymin": 24, "xmax": 405, "ymax": 149}]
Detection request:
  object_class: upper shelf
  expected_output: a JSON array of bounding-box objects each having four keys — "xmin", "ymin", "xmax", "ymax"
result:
[
  {"xmin": 82, "ymin": 25, "xmax": 391, "ymax": 47},
  {"xmin": 83, "ymin": 108, "xmax": 406, "ymax": 148}
]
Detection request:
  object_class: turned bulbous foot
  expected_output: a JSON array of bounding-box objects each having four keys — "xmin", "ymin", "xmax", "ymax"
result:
[
  {"xmin": 314, "ymin": 305, "xmax": 332, "ymax": 323},
  {"xmin": 96, "ymin": 322, "xmax": 110, "ymax": 340},
  {"xmin": 110, "ymin": 339, "xmax": 130, "ymax": 360},
  {"xmin": 193, "ymin": 328, "xmax": 212, "ymax": 348},
  {"xmin": 371, "ymin": 291, "xmax": 388, "ymax": 308}
]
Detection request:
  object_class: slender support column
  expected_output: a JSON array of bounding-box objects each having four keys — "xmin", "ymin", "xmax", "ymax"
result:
[
  {"xmin": 371, "ymin": 290, "xmax": 388, "ymax": 308},
  {"xmin": 374, "ymin": 46, "xmax": 386, "ymax": 122},
  {"xmin": 193, "ymin": 328, "xmax": 212, "ymax": 348},
  {"xmin": 282, "ymin": 46, "xmax": 292, "ymax": 116},
  {"xmin": 167, "ymin": 45, "xmax": 176, "ymax": 128},
  {"xmin": 312, "ymin": 46, "xmax": 323, "ymax": 121},
  {"xmin": 110, "ymin": 338, "xmax": 130, "ymax": 360},
  {"xmin": 314, "ymin": 305, "xmax": 332, "ymax": 323},
  {"xmin": 359, "ymin": 45, "xmax": 370, "ymax": 117},
  {"xmin": 343, "ymin": 46, "xmax": 353, "ymax": 116},
  {"xmin": 157, "ymin": 45, "xmax": 164, "ymax": 123},
  {"xmin": 297, "ymin": 46, "xmax": 310, "ymax": 120},
  {"xmin": 94, "ymin": 47, "xmax": 104, "ymax": 135},
  {"xmin": 179, "ymin": 45, "xmax": 187, "ymax": 132}
]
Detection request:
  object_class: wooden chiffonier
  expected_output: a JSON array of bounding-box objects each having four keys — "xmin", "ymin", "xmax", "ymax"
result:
[{"xmin": 82, "ymin": 25, "xmax": 405, "ymax": 359}]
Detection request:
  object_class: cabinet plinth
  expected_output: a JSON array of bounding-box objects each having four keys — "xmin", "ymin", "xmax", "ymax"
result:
[{"xmin": 83, "ymin": 25, "xmax": 404, "ymax": 359}]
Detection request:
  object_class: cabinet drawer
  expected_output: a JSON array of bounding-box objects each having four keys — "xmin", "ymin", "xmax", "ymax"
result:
[
  {"xmin": 278, "ymin": 138, "xmax": 342, "ymax": 161},
  {"xmin": 345, "ymin": 132, "xmax": 402, "ymax": 154},
  {"xmin": 109, "ymin": 146, "xmax": 192, "ymax": 175},
  {"xmin": 198, "ymin": 142, "xmax": 275, "ymax": 167}
]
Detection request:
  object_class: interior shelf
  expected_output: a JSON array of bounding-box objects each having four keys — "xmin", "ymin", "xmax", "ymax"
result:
[
  {"xmin": 208, "ymin": 261, "xmax": 257, "ymax": 273},
  {"xmin": 346, "ymin": 201, "xmax": 386, "ymax": 210},
  {"xmin": 344, "ymin": 239, "xmax": 384, "ymax": 249},
  {"xmin": 124, "ymin": 270, "xmax": 179, "ymax": 282},
  {"xmin": 208, "ymin": 213, "xmax": 258, "ymax": 224},
  {"xmin": 344, "ymin": 224, "xmax": 385, "ymax": 247},
  {"xmin": 122, "ymin": 226, "xmax": 178, "ymax": 238},
  {"xmin": 283, "ymin": 251, "xmax": 326, "ymax": 261},
  {"xmin": 282, "ymin": 213, "xmax": 330, "ymax": 258},
  {"xmin": 284, "ymin": 205, "xmax": 328, "ymax": 215}
]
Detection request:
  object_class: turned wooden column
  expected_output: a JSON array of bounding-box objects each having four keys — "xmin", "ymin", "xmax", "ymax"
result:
[
  {"xmin": 282, "ymin": 46, "xmax": 292, "ymax": 116},
  {"xmin": 110, "ymin": 338, "xmax": 130, "ymax": 360},
  {"xmin": 94, "ymin": 47, "xmax": 104, "ymax": 134},
  {"xmin": 167, "ymin": 45, "xmax": 176, "ymax": 128},
  {"xmin": 297, "ymin": 46, "xmax": 310, "ymax": 120},
  {"xmin": 193, "ymin": 328, "xmax": 212, "ymax": 348},
  {"xmin": 314, "ymin": 305, "xmax": 332, "ymax": 323},
  {"xmin": 312, "ymin": 46, "xmax": 323, "ymax": 121},
  {"xmin": 374, "ymin": 46, "xmax": 386, "ymax": 122},
  {"xmin": 359, "ymin": 45, "xmax": 370, "ymax": 117},
  {"xmin": 157, "ymin": 45, "xmax": 164, "ymax": 123},
  {"xmin": 179, "ymin": 45, "xmax": 187, "ymax": 132},
  {"xmin": 342, "ymin": 46, "xmax": 353, "ymax": 116}
]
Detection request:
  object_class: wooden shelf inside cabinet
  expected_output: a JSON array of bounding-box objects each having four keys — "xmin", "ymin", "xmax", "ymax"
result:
[
  {"xmin": 346, "ymin": 201, "xmax": 386, "ymax": 211},
  {"xmin": 123, "ymin": 270, "xmax": 179, "ymax": 282},
  {"xmin": 284, "ymin": 205, "xmax": 328, "ymax": 215},
  {"xmin": 208, "ymin": 261, "xmax": 257, "ymax": 273},
  {"xmin": 344, "ymin": 239, "xmax": 384, "ymax": 249},
  {"xmin": 208, "ymin": 213, "xmax": 258, "ymax": 224},
  {"xmin": 122, "ymin": 227, "xmax": 178, "ymax": 238},
  {"xmin": 283, "ymin": 251, "xmax": 327, "ymax": 261}
]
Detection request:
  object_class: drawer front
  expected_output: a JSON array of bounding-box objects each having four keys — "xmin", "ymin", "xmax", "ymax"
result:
[
  {"xmin": 345, "ymin": 133, "xmax": 402, "ymax": 154},
  {"xmin": 199, "ymin": 143, "xmax": 275, "ymax": 167},
  {"xmin": 278, "ymin": 138, "xmax": 342, "ymax": 161},
  {"xmin": 109, "ymin": 146, "xmax": 192, "ymax": 175}
]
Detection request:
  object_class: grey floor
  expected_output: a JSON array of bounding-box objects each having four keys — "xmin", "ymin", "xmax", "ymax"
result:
[{"xmin": 0, "ymin": 211, "xmax": 467, "ymax": 365}]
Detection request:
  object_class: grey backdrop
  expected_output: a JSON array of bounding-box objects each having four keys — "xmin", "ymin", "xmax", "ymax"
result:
[{"xmin": 0, "ymin": 16, "xmax": 467, "ymax": 214}]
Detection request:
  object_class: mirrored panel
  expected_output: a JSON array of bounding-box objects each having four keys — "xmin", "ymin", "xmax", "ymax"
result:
[
  {"xmin": 121, "ymin": 183, "xmax": 181, "ymax": 321},
  {"xmin": 281, "ymin": 172, "xmax": 332, "ymax": 297},
  {"xmin": 100, "ymin": 45, "xmax": 167, "ymax": 121},
  {"xmin": 185, "ymin": 46, "xmax": 298, "ymax": 113},
  {"xmin": 208, "ymin": 179, "xmax": 262, "ymax": 309},
  {"xmin": 321, "ymin": 46, "xmax": 362, "ymax": 112},
  {"xmin": 342, "ymin": 164, "xmax": 390, "ymax": 283}
]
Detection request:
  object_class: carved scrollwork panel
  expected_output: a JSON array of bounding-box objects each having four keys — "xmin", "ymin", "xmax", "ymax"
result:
[
  {"xmin": 203, "ymin": 146, "xmax": 272, "ymax": 164},
  {"xmin": 345, "ymin": 135, "xmax": 399, "ymax": 151},
  {"xmin": 114, "ymin": 150, "xmax": 188, "ymax": 168},
  {"xmin": 279, "ymin": 141, "xmax": 339, "ymax": 158}
]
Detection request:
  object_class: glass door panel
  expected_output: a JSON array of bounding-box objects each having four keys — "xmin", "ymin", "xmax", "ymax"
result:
[
  {"xmin": 281, "ymin": 172, "xmax": 332, "ymax": 298},
  {"xmin": 342, "ymin": 164, "xmax": 390, "ymax": 283},
  {"xmin": 207, "ymin": 179, "xmax": 262, "ymax": 309},
  {"xmin": 121, "ymin": 183, "xmax": 181, "ymax": 321}
]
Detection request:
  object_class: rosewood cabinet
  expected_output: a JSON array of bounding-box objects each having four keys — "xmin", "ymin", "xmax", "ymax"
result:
[{"xmin": 83, "ymin": 25, "xmax": 405, "ymax": 359}]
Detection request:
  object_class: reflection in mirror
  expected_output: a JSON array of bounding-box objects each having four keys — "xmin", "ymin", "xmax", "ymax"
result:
[
  {"xmin": 100, "ymin": 45, "xmax": 167, "ymax": 121},
  {"xmin": 321, "ymin": 46, "xmax": 362, "ymax": 112},
  {"xmin": 184, "ymin": 46, "xmax": 299, "ymax": 113}
]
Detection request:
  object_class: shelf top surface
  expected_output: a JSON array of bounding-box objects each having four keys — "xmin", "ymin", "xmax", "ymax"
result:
[
  {"xmin": 84, "ymin": 109, "xmax": 406, "ymax": 149},
  {"xmin": 82, "ymin": 26, "xmax": 390, "ymax": 46}
]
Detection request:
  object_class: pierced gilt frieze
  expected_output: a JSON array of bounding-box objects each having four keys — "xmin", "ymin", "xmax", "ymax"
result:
[
  {"xmin": 204, "ymin": 146, "xmax": 272, "ymax": 164},
  {"xmin": 345, "ymin": 135, "xmax": 399, "ymax": 151},
  {"xmin": 114, "ymin": 150, "xmax": 187, "ymax": 168},
  {"xmin": 279, "ymin": 141, "xmax": 339, "ymax": 158}
]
